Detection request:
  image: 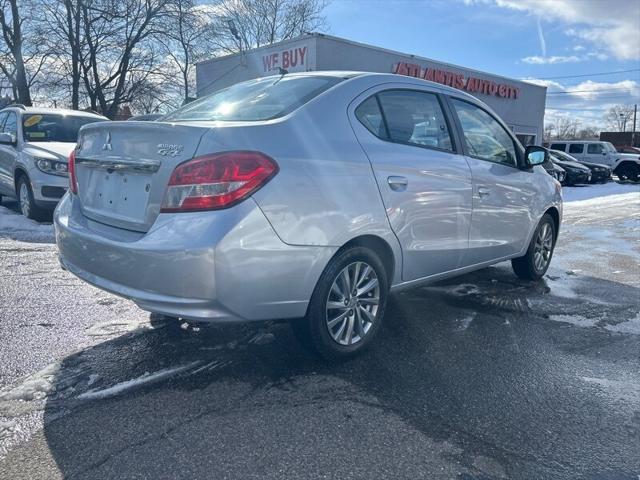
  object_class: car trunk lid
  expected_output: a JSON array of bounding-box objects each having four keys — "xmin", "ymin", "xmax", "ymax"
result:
[{"xmin": 74, "ymin": 121, "xmax": 209, "ymax": 232}]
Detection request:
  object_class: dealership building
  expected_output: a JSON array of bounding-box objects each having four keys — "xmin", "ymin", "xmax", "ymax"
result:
[{"xmin": 196, "ymin": 33, "xmax": 547, "ymax": 146}]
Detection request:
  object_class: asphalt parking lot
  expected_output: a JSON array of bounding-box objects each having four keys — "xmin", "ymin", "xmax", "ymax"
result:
[{"xmin": 0, "ymin": 184, "xmax": 639, "ymax": 480}]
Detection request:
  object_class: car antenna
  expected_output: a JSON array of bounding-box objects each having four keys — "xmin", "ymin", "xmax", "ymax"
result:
[{"xmin": 273, "ymin": 67, "xmax": 288, "ymax": 84}]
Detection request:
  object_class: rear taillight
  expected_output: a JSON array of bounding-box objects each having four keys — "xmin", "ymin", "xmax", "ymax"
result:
[
  {"xmin": 160, "ymin": 151, "xmax": 278, "ymax": 212},
  {"xmin": 68, "ymin": 148, "xmax": 78, "ymax": 194}
]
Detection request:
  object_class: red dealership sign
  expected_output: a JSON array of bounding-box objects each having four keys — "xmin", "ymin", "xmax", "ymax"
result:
[
  {"xmin": 393, "ymin": 62, "xmax": 520, "ymax": 99},
  {"xmin": 262, "ymin": 46, "xmax": 308, "ymax": 72}
]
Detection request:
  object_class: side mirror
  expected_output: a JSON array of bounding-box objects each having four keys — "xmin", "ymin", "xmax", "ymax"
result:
[
  {"xmin": 0, "ymin": 132, "xmax": 16, "ymax": 145},
  {"xmin": 524, "ymin": 145, "xmax": 547, "ymax": 167}
]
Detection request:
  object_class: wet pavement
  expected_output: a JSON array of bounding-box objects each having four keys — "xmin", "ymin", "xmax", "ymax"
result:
[{"xmin": 0, "ymin": 186, "xmax": 639, "ymax": 480}]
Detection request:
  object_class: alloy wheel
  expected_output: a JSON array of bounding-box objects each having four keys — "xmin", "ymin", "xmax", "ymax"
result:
[
  {"xmin": 19, "ymin": 182, "xmax": 31, "ymax": 217},
  {"xmin": 325, "ymin": 261, "xmax": 380, "ymax": 346},
  {"xmin": 533, "ymin": 223, "xmax": 553, "ymax": 272}
]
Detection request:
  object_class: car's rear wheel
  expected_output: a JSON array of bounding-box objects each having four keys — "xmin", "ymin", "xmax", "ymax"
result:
[
  {"xmin": 17, "ymin": 176, "xmax": 47, "ymax": 221},
  {"xmin": 512, "ymin": 214, "xmax": 556, "ymax": 281},
  {"xmin": 293, "ymin": 246, "xmax": 388, "ymax": 360}
]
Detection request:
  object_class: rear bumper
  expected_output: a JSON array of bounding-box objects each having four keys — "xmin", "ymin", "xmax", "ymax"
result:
[{"xmin": 54, "ymin": 194, "xmax": 337, "ymax": 322}]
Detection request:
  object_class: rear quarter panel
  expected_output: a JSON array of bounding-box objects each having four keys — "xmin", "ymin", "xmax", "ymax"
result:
[{"xmin": 194, "ymin": 78, "xmax": 402, "ymax": 279}]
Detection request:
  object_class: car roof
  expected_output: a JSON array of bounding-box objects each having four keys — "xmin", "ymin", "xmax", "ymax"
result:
[
  {"xmin": 551, "ymin": 140, "xmax": 605, "ymax": 144},
  {"xmin": 258, "ymin": 70, "xmax": 480, "ymax": 101},
  {"xmin": 0, "ymin": 106, "xmax": 106, "ymax": 119}
]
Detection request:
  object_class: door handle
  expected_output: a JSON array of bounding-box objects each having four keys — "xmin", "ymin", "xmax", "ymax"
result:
[
  {"xmin": 477, "ymin": 187, "xmax": 491, "ymax": 197},
  {"xmin": 387, "ymin": 176, "xmax": 408, "ymax": 191}
]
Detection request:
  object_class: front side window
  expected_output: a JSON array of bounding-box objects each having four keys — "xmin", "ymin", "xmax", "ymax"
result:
[
  {"xmin": 569, "ymin": 144, "xmax": 584, "ymax": 154},
  {"xmin": 451, "ymin": 98, "xmax": 517, "ymax": 166},
  {"xmin": 162, "ymin": 75, "xmax": 342, "ymax": 122},
  {"xmin": 21, "ymin": 114, "xmax": 105, "ymax": 142},
  {"xmin": 3, "ymin": 112, "xmax": 17, "ymax": 136},
  {"xmin": 377, "ymin": 90, "xmax": 453, "ymax": 151},
  {"xmin": 550, "ymin": 143, "xmax": 566, "ymax": 151},
  {"xmin": 587, "ymin": 143, "xmax": 604, "ymax": 154}
]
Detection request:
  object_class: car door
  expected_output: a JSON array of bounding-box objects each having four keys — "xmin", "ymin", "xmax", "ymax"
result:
[
  {"xmin": 0, "ymin": 111, "xmax": 16, "ymax": 195},
  {"xmin": 350, "ymin": 87, "xmax": 473, "ymax": 281},
  {"xmin": 448, "ymin": 97, "xmax": 538, "ymax": 265},
  {"xmin": 584, "ymin": 143, "xmax": 612, "ymax": 166}
]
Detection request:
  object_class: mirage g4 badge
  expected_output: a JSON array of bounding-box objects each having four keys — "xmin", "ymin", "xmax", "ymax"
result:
[{"xmin": 157, "ymin": 144, "xmax": 184, "ymax": 157}]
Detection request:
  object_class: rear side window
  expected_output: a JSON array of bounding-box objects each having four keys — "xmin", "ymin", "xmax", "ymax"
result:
[
  {"xmin": 162, "ymin": 75, "xmax": 342, "ymax": 122},
  {"xmin": 569, "ymin": 144, "xmax": 584, "ymax": 154},
  {"xmin": 451, "ymin": 98, "xmax": 517, "ymax": 166},
  {"xmin": 377, "ymin": 90, "xmax": 453, "ymax": 151},
  {"xmin": 587, "ymin": 143, "xmax": 604, "ymax": 154},
  {"xmin": 355, "ymin": 96, "xmax": 388, "ymax": 139},
  {"xmin": 550, "ymin": 143, "xmax": 566, "ymax": 151}
]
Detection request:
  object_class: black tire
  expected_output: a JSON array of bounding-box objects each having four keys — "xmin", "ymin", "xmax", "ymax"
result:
[
  {"xmin": 512, "ymin": 214, "xmax": 556, "ymax": 281},
  {"xmin": 17, "ymin": 175, "xmax": 47, "ymax": 221},
  {"xmin": 615, "ymin": 163, "xmax": 640, "ymax": 183},
  {"xmin": 293, "ymin": 246, "xmax": 389, "ymax": 361}
]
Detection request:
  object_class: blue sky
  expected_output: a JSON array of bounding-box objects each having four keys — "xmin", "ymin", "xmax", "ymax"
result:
[{"xmin": 324, "ymin": 0, "xmax": 640, "ymax": 129}]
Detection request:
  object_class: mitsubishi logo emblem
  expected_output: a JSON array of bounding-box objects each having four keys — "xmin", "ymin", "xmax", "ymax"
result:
[{"xmin": 102, "ymin": 132, "xmax": 112, "ymax": 151}]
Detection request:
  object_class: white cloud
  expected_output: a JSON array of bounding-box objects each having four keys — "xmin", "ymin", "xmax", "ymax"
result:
[
  {"xmin": 522, "ymin": 55, "xmax": 582, "ymax": 64},
  {"xmin": 522, "ymin": 77, "xmax": 640, "ymax": 128},
  {"xmin": 464, "ymin": 0, "xmax": 640, "ymax": 60},
  {"xmin": 572, "ymin": 45, "xmax": 585, "ymax": 52},
  {"xmin": 536, "ymin": 17, "xmax": 546, "ymax": 57}
]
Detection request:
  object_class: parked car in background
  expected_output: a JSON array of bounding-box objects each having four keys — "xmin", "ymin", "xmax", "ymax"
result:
[
  {"xmin": 127, "ymin": 113, "xmax": 163, "ymax": 121},
  {"xmin": 549, "ymin": 140, "xmax": 640, "ymax": 182},
  {"xmin": 542, "ymin": 157, "xmax": 566, "ymax": 183},
  {"xmin": 548, "ymin": 150, "xmax": 591, "ymax": 185},
  {"xmin": 0, "ymin": 105, "xmax": 107, "ymax": 219},
  {"xmin": 55, "ymin": 72, "xmax": 562, "ymax": 359},
  {"xmin": 550, "ymin": 149, "xmax": 611, "ymax": 184},
  {"xmin": 616, "ymin": 146, "xmax": 640, "ymax": 155}
]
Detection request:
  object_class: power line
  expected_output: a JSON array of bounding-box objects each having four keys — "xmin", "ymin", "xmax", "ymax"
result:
[
  {"xmin": 547, "ymin": 89, "xmax": 638, "ymax": 95},
  {"xmin": 536, "ymin": 69, "xmax": 640, "ymax": 80}
]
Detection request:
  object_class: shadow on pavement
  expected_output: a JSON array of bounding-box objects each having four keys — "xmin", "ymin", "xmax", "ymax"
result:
[{"xmin": 3, "ymin": 267, "xmax": 640, "ymax": 479}]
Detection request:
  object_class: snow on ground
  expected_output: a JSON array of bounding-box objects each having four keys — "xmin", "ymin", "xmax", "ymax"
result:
[
  {"xmin": 0, "ymin": 205, "xmax": 54, "ymax": 243},
  {"xmin": 562, "ymin": 182, "xmax": 639, "ymax": 203},
  {"xmin": 77, "ymin": 362, "xmax": 201, "ymax": 401}
]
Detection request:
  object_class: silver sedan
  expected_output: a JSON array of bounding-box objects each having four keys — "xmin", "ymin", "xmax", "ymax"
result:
[{"xmin": 55, "ymin": 72, "xmax": 562, "ymax": 359}]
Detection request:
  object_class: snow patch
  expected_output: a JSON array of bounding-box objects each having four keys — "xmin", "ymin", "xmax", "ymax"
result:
[
  {"xmin": 77, "ymin": 362, "xmax": 200, "ymax": 400},
  {"xmin": 456, "ymin": 313, "xmax": 476, "ymax": 331},
  {"xmin": 605, "ymin": 313, "xmax": 640, "ymax": 335},
  {"xmin": 85, "ymin": 317, "xmax": 158, "ymax": 337},
  {"xmin": 562, "ymin": 183, "xmax": 640, "ymax": 203},
  {"xmin": 581, "ymin": 376, "xmax": 640, "ymax": 405},
  {"xmin": 0, "ymin": 205, "xmax": 54, "ymax": 243},
  {"xmin": 0, "ymin": 363, "xmax": 60, "ymax": 402},
  {"xmin": 549, "ymin": 314, "xmax": 599, "ymax": 328}
]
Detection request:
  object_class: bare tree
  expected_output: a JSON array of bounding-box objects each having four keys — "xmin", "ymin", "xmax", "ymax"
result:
[
  {"xmin": 80, "ymin": 0, "xmax": 170, "ymax": 118},
  {"xmin": 575, "ymin": 126, "xmax": 599, "ymax": 140},
  {"xmin": 159, "ymin": 0, "xmax": 215, "ymax": 104},
  {"xmin": 554, "ymin": 116, "xmax": 580, "ymax": 139},
  {"xmin": 543, "ymin": 122, "xmax": 555, "ymax": 142},
  {"xmin": 212, "ymin": 0, "xmax": 328, "ymax": 54},
  {"xmin": 605, "ymin": 104, "xmax": 634, "ymax": 131},
  {"xmin": 0, "ymin": 0, "xmax": 50, "ymax": 105}
]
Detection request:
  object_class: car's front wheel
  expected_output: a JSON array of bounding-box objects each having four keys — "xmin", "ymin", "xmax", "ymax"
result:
[
  {"xmin": 293, "ymin": 246, "xmax": 389, "ymax": 360},
  {"xmin": 512, "ymin": 214, "xmax": 556, "ymax": 281},
  {"xmin": 17, "ymin": 176, "xmax": 47, "ymax": 221}
]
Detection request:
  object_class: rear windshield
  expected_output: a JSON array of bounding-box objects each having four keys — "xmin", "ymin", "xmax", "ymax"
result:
[
  {"xmin": 22, "ymin": 114, "xmax": 105, "ymax": 142},
  {"xmin": 162, "ymin": 75, "xmax": 343, "ymax": 122}
]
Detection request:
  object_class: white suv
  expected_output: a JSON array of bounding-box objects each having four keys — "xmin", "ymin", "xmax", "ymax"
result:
[
  {"xmin": 548, "ymin": 140, "xmax": 640, "ymax": 182},
  {"xmin": 0, "ymin": 105, "xmax": 107, "ymax": 219}
]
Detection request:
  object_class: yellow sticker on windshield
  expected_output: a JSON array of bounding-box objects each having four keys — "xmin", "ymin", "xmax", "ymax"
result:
[{"xmin": 23, "ymin": 115, "xmax": 42, "ymax": 127}]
